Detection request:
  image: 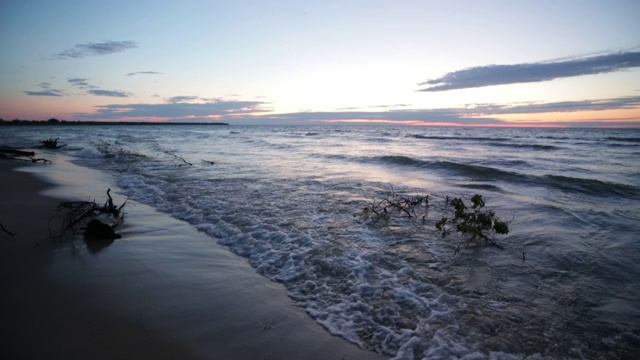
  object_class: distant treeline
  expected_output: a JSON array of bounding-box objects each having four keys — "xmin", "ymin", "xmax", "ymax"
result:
[{"xmin": 0, "ymin": 118, "xmax": 229, "ymax": 126}]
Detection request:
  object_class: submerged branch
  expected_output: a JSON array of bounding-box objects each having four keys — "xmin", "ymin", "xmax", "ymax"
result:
[
  {"xmin": 164, "ymin": 150, "xmax": 193, "ymax": 166},
  {"xmin": 361, "ymin": 185, "xmax": 510, "ymax": 255}
]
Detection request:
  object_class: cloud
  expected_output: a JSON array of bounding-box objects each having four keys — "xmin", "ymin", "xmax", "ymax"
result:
[
  {"xmin": 23, "ymin": 82, "xmax": 67, "ymax": 96},
  {"xmin": 211, "ymin": 96, "xmax": 640, "ymax": 126},
  {"xmin": 67, "ymin": 78, "xmax": 88, "ymax": 83},
  {"xmin": 419, "ymin": 50, "xmax": 640, "ymax": 91},
  {"xmin": 67, "ymin": 77, "xmax": 95, "ymax": 89},
  {"xmin": 369, "ymin": 104, "xmax": 412, "ymax": 109},
  {"xmin": 167, "ymin": 95, "xmax": 201, "ymax": 103},
  {"xmin": 465, "ymin": 96, "xmax": 640, "ymax": 115},
  {"xmin": 54, "ymin": 41, "xmax": 137, "ymax": 59},
  {"xmin": 336, "ymin": 104, "xmax": 412, "ymax": 111},
  {"xmin": 127, "ymin": 71, "xmax": 161, "ymax": 76},
  {"xmin": 240, "ymin": 109, "xmax": 503, "ymax": 125},
  {"xmin": 163, "ymin": 96, "xmax": 260, "ymax": 109},
  {"xmin": 23, "ymin": 90, "xmax": 64, "ymax": 96},
  {"xmin": 66, "ymin": 78, "xmax": 131, "ymax": 96},
  {"xmin": 76, "ymin": 98, "xmax": 271, "ymax": 119},
  {"xmin": 73, "ymin": 94, "xmax": 640, "ymax": 127},
  {"xmin": 88, "ymin": 89, "xmax": 133, "ymax": 97}
]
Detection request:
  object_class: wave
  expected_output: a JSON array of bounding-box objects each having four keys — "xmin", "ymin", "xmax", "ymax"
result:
[
  {"xmin": 15, "ymin": 125, "xmax": 639, "ymax": 358},
  {"xmin": 373, "ymin": 156, "xmax": 521, "ymax": 182},
  {"xmin": 607, "ymin": 137, "xmax": 640, "ymax": 143},
  {"xmin": 536, "ymin": 136, "xmax": 571, "ymax": 140},
  {"xmin": 407, "ymin": 134, "xmax": 509, "ymax": 142},
  {"xmin": 455, "ymin": 183, "xmax": 503, "ymax": 192},
  {"xmin": 543, "ymin": 175, "xmax": 640, "ymax": 198},
  {"xmin": 486, "ymin": 159, "xmax": 529, "ymax": 167},
  {"xmin": 607, "ymin": 143, "xmax": 640, "ymax": 148},
  {"xmin": 371, "ymin": 155, "xmax": 640, "ymax": 198},
  {"xmin": 430, "ymin": 160, "xmax": 520, "ymax": 180},
  {"xmin": 366, "ymin": 137, "xmax": 393, "ymax": 143},
  {"xmin": 314, "ymin": 153, "xmax": 350, "ymax": 161},
  {"xmin": 375, "ymin": 155, "xmax": 426, "ymax": 167},
  {"xmin": 487, "ymin": 142, "xmax": 560, "ymax": 151}
]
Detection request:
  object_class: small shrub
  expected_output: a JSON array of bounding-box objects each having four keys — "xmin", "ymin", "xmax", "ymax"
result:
[{"xmin": 436, "ymin": 194, "xmax": 509, "ymax": 254}]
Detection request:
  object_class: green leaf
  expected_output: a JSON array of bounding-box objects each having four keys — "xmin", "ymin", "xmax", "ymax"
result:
[
  {"xmin": 494, "ymin": 220, "xmax": 509, "ymax": 235},
  {"xmin": 470, "ymin": 194, "xmax": 485, "ymax": 209}
]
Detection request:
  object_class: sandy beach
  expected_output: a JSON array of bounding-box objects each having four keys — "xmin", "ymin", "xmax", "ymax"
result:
[{"xmin": 0, "ymin": 159, "xmax": 381, "ymax": 360}]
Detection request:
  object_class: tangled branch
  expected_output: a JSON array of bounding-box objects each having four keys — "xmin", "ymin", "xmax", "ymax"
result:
[
  {"xmin": 361, "ymin": 186, "xmax": 510, "ymax": 254},
  {"xmin": 44, "ymin": 188, "xmax": 127, "ymax": 245},
  {"xmin": 361, "ymin": 185, "xmax": 428, "ymax": 225},
  {"xmin": 363, "ymin": 186, "xmax": 429, "ymax": 224},
  {"xmin": 40, "ymin": 137, "xmax": 67, "ymax": 149},
  {"xmin": 164, "ymin": 150, "xmax": 193, "ymax": 166}
]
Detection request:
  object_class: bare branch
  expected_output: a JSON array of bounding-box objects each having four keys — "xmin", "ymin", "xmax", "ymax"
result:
[{"xmin": 0, "ymin": 223, "xmax": 16, "ymax": 236}]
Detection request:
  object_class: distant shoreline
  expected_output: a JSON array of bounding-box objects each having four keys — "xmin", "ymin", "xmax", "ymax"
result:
[{"xmin": 0, "ymin": 119, "xmax": 229, "ymax": 126}]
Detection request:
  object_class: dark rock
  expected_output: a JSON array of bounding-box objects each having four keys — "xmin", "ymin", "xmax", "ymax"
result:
[{"xmin": 84, "ymin": 219, "xmax": 121, "ymax": 240}]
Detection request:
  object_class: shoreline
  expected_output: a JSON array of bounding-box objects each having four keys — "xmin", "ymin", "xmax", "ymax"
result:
[
  {"xmin": 0, "ymin": 160, "xmax": 207, "ymax": 359},
  {"xmin": 0, "ymin": 159, "xmax": 381, "ymax": 359}
]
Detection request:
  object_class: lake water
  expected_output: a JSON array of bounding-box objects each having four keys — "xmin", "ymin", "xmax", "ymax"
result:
[{"xmin": 3, "ymin": 125, "xmax": 639, "ymax": 359}]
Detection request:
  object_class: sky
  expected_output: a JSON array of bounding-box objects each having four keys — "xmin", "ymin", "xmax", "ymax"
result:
[{"xmin": 1, "ymin": 0, "xmax": 639, "ymax": 127}]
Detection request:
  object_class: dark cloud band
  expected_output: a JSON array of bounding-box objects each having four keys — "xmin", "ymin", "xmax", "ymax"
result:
[
  {"xmin": 73, "ymin": 95, "xmax": 640, "ymax": 126},
  {"xmin": 88, "ymin": 89, "xmax": 133, "ymax": 97},
  {"xmin": 54, "ymin": 41, "xmax": 137, "ymax": 59},
  {"xmin": 79, "ymin": 98, "xmax": 270, "ymax": 119},
  {"xmin": 23, "ymin": 82, "xmax": 67, "ymax": 96},
  {"xmin": 470, "ymin": 96, "xmax": 640, "ymax": 115},
  {"xmin": 23, "ymin": 90, "xmax": 64, "ymax": 97},
  {"xmin": 127, "ymin": 71, "xmax": 161, "ymax": 76},
  {"xmin": 419, "ymin": 50, "xmax": 640, "ymax": 92}
]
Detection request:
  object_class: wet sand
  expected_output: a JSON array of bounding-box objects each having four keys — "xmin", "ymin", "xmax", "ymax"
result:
[{"xmin": 0, "ymin": 159, "xmax": 381, "ymax": 360}]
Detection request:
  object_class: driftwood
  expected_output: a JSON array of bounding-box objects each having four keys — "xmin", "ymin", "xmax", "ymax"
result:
[
  {"xmin": 40, "ymin": 137, "xmax": 67, "ymax": 149},
  {"xmin": 0, "ymin": 146, "xmax": 51, "ymax": 163},
  {"xmin": 44, "ymin": 189, "xmax": 127, "ymax": 249},
  {"xmin": 28, "ymin": 157, "xmax": 51, "ymax": 163},
  {"xmin": 0, "ymin": 147, "xmax": 35, "ymax": 157}
]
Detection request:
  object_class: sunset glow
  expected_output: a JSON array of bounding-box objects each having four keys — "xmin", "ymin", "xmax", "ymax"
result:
[{"xmin": 1, "ymin": 1, "xmax": 639, "ymax": 127}]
